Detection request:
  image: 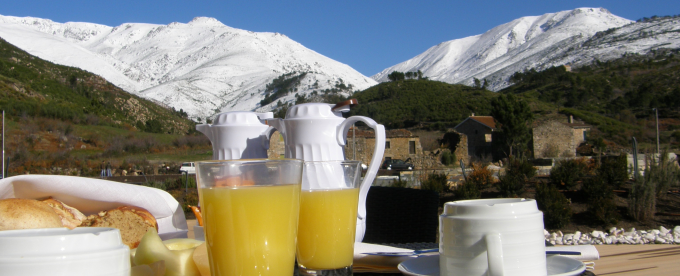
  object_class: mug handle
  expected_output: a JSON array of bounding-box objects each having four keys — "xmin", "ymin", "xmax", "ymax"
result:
[
  {"xmin": 337, "ymin": 116, "xmax": 386, "ymax": 242},
  {"xmin": 485, "ymin": 233, "xmax": 505, "ymax": 276}
]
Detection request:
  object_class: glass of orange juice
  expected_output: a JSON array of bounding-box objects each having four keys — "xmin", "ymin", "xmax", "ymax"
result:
[
  {"xmin": 196, "ymin": 159, "xmax": 303, "ymax": 276},
  {"xmin": 297, "ymin": 160, "xmax": 362, "ymax": 276}
]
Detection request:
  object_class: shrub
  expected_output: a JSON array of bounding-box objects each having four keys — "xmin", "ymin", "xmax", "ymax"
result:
[
  {"xmin": 455, "ymin": 180, "xmax": 481, "ymax": 200},
  {"xmin": 441, "ymin": 150, "xmax": 455, "ymax": 166},
  {"xmin": 466, "ymin": 162, "xmax": 494, "ymax": 190},
  {"xmin": 597, "ymin": 155, "xmax": 628, "ymax": 189},
  {"xmin": 421, "ymin": 172, "xmax": 447, "ymax": 194},
  {"xmin": 646, "ymin": 151, "xmax": 680, "ymax": 198},
  {"xmin": 535, "ymin": 182, "xmax": 572, "ymax": 229},
  {"xmin": 549, "ymin": 158, "xmax": 589, "ymax": 190},
  {"xmin": 628, "ymin": 176, "xmax": 655, "ymax": 222},
  {"xmin": 390, "ymin": 179, "xmax": 409, "ymax": 188},
  {"xmin": 497, "ymin": 158, "xmax": 536, "ymax": 197},
  {"xmin": 583, "ymin": 175, "xmax": 619, "ymax": 226}
]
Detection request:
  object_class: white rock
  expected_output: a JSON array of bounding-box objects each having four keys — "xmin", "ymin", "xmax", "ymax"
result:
[
  {"xmin": 644, "ymin": 234, "xmax": 655, "ymax": 240},
  {"xmin": 564, "ymin": 234, "xmax": 574, "ymax": 241},
  {"xmin": 556, "ymin": 239, "xmax": 563, "ymax": 245},
  {"xmin": 557, "ymin": 230, "xmax": 563, "ymax": 237},
  {"xmin": 551, "ymin": 233, "xmax": 557, "ymax": 239},
  {"xmin": 609, "ymin": 227, "xmax": 617, "ymax": 234},
  {"xmin": 592, "ymin": 231, "xmax": 603, "ymax": 238},
  {"xmin": 675, "ymin": 238, "xmax": 680, "ymax": 244},
  {"xmin": 544, "ymin": 229, "xmax": 550, "ymax": 237},
  {"xmin": 660, "ymin": 226, "xmax": 669, "ymax": 235},
  {"xmin": 574, "ymin": 231, "xmax": 582, "ymax": 241},
  {"xmin": 651, "ymin": 229, "xmax": 661, "ymax": 235},
  {"xmin": 674, "ymin": 226, "xmax": 680, "ymax": 235},
  {"xmin": 655, "ymin": 237, "xmax": 666, "ymax": 244}
]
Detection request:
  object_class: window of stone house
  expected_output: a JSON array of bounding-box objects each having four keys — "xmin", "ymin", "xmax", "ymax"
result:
[
  {"xmin": 409, "ymin": 141, "xmax": 416, "ymax": 154},
  {"xmin": 485, "ymin": 133, "xmax": 492, "ymax": 142},
  {"xmin": 583, "ymin": 130, "xmax": 587, "ymax": 141},
  {"xmin": 385, "ymin": 141, "xmax": 391, "ymax": 149}
]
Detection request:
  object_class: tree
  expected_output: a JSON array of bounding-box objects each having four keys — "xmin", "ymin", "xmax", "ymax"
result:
[
  {"xmin": 473, "ymin": 78, "xmax": 482, "ymax": 89},
  {"xmin": 388, "ymin": 71, "xmax": 405, "ymax": 82},
  {"xmin": 490, "ymin": 94, "xmax": 533, "ymax": 157}
]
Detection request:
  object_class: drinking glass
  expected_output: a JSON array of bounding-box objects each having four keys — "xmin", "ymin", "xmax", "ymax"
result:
[
  {"xmin": 196, "ymin": 159, "xmax": 303, "ymax": 276},
  {"xmin": 297, "ymin": 160, "xmax": 362, "ymax": 276}
]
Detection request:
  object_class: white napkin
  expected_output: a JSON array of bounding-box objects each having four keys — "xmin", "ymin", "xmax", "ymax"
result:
[
  {"xmin": 549, "ymin": 245, "xmax": 600, "ymax": 261},
  {"xmin": 0, "ymin": 175, "xmax": 188, "ymax": 239},
  {"xmin": 353, "ymin": 242, "xmax": 417, "ymax": 273}
]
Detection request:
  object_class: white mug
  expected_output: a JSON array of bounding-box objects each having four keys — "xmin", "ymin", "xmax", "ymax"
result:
[{"xmin": 439, "ymin": 198, "xmax": 546, "ymax": 276}]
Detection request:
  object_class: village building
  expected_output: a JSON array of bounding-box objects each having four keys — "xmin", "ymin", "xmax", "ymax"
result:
[
  {"xmin": 532, "ymin": 116, "xmax": 590, "ymax": 158},
  {"xmin": 453, "ymin": 115, "xmax": 496, "ymax": 160},
  {"xmin": 267, "ymin": 128, "xmax": 425, "ymax": 168},
  {"xmin": 343, "ymin": 128, "xmax": 424, "ymax": 168}
]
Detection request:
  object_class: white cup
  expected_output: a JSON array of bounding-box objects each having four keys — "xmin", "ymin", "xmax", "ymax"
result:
[
  {"xmin": 439, "ymin": 198, "xmax": 546, "ymax": 276},
  {"xmin": 0, "ymin": 227, "xmax": 130, "ymax": 276}
]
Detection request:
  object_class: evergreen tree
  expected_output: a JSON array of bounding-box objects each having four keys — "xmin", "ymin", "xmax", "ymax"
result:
[
  {"xmin": 388, "ymin": 71, "xmax": 405, "ymax": 82},
  {"xmin": 491, "ymin": 94, "xmax": 533, "ymax": 157}
]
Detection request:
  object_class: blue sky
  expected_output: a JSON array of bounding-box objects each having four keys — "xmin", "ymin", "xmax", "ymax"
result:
[{"xmin": 3, "ymin": 1, "xmax": 678, "ymax": 76}]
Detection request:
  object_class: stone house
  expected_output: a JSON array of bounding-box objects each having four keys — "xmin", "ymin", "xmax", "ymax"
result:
[
  {"xmin": 453, "ymin": 115, "xmax": 496, "ymax": 160},
  {"xmin": 343, "ymin": 128, "xmax": 424, "ymax": 168},
  {"xmin": 267, "ymin": 128, "xmax": 425, "ymax": 168},
  {"xmin": 532, "ymin": 116, "xmax": 590, "ymax": 158}
]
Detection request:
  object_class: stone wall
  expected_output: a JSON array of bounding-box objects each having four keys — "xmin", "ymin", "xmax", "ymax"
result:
[
  {"xmin": 454, "ymin": 133, "xmax": 468, "ymax": 164},
  {"xmin": 533, "ymin": 121, "xmax": 578, "ymax": 158},
  {"xmin": 266, "ymin": 128, "xmax": 463, "ymax": 170},
  {"xmin": 344, "ymin": 129, "xmax": 424, "ymax": 168}
]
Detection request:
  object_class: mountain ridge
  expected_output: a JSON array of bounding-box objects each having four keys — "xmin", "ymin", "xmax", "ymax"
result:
[
  {"xmin": 0, "ymin": 15, "xmax": 377, "ymax": 120},
  {"xmin": 372, "ymin": 8, "xmax": 637, "ymax": 90}
]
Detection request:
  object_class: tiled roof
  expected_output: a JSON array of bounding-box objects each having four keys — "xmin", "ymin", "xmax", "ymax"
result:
[{"xmin": 470, "ymin": 116, "xmax": 496, "ymax": 129}]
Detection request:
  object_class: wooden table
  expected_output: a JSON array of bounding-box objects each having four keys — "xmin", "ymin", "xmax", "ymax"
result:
[
  {"xmin": 591, "ymin": 244, "xmax": 680, "ymax": 275},
  {"xmin": 185, "ymin": 220, "xmax": 679, "ymax": 275}
]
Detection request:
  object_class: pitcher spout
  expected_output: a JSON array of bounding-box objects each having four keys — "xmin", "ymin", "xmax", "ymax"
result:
[{"xmin": 195, "ymin": 124, "xmax": 212, "ymax": 141}]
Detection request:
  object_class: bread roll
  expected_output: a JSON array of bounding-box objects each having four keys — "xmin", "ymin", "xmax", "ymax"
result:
[
  {"xmin": 83, "ymin": 206, "xmax": 158, "ymax": 248},
  {"xmin": 41, "ymin": 197, "xmax": 87, "ymax": 229},
  {"xmin": 0, "ymin": 198, "xmax": 64, "ymax": 230}
]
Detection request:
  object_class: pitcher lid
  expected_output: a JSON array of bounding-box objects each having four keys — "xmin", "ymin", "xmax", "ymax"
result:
[
  {"xmin": 211, "ymin": 111, "xmax": 272, "ymax": 126},
  {"xmin": 285, "ymin": 99, "xmax": 357, "ymax": 119}
]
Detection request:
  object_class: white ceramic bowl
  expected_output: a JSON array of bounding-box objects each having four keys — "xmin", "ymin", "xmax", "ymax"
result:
[{"xmin": 0, "ymin": 227, "xmax": 130, "ymax": 276}]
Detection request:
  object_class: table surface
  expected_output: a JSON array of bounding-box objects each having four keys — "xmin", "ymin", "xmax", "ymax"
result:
[{"xmin": 186, "ymin": 220, "xmax": 679, "ymax": 276}]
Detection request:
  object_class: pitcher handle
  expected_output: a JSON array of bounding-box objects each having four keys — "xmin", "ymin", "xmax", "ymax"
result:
[
  {"xmin": 485, "ymin": 233, "xmax": 505, "ymax": 276},
  {"xmin": 261, "ymin": 126, "xmax": 277, "ymax": 150},
  {"xmin": 337, "ymin": 116, "xmax": 386, "ymax": 242}
]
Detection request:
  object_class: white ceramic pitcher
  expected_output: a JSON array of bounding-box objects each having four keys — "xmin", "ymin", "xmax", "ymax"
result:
[
  {"xmin": 196, "ymin": 111, "xmax": 276, "ymax": 160},
  {"xmin": 266, "ymin": 100, "xmax": 386, "ymax": 242}
]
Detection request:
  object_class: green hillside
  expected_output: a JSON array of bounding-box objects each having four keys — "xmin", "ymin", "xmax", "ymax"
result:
[
  {"xmin": 500, "ymin": 49, "xmax": 680, "ymax": 147},
  {"xmin": 0, "ymin": 37, "xmax": 210, "ymax": 177},
  {"xmin": 0, "ymin": 37, "xmax": 194, "ymax": 134},
  {"xmin": 348, "ymin": 79, "xmax": 501, "ymax": 129}
]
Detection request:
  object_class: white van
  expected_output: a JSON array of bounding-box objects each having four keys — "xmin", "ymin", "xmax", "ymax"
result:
[{"xmin": 179, "ymin": 162, "xmax": 196, "ymax": 174}]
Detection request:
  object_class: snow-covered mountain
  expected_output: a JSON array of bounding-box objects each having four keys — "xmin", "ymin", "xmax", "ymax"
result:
[
  {"xmin": 373, "ymin": 8, "xmax": 680, "ymax": 91},
  {"xmin": 0, "ymin": 16, "xmax": 377, "ymax": 120}
]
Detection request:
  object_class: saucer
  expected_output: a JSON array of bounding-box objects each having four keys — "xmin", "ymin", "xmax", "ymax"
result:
[{"xmin": 398, "ymin": 254, "xmax": 586, "ymax": 276}]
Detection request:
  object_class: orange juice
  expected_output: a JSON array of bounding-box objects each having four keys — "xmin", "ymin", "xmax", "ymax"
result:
[
  {"xmin": 201, "ymin": 184, "xmax": 300, "ymax": 276},
  {"xmin": 297, "ymin": 188, "xmax": 360, "ymax": 269}
]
